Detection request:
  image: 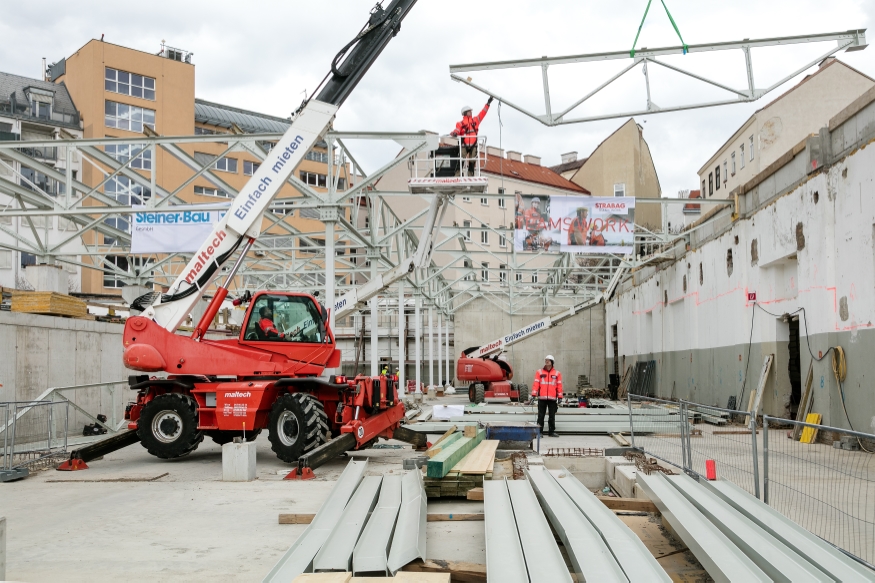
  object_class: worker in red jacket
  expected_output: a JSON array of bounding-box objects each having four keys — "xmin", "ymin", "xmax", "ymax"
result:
[
  {"xmin": 258, "ymin": 306, "xmax": 286, "ymax": 340},
  {"xmin": 531, "ymin": 355, "xmax": 563, "ymax": 437},
  {"xmin": 450, "ymin": 97, "xmax": 492, "ymax": 176}
]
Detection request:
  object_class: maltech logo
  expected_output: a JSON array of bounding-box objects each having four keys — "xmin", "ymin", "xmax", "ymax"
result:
[
  {"xmin": 184, "ymin": 230, "xmax": 228, "ymax": 284},
  {"xmin": 476, "ymin": 339, "xmax": 503, "ymax": 358},
  {"xmin": 224, "ymin": 391, "xmax": 252, "ymax": 398}
]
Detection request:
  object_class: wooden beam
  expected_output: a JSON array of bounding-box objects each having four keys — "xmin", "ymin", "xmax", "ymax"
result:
[
  {"xmin": 452, "ymin": 440, "xmax": 498, "ymax": 475},
  {"xmin": 401, "ymin": 559, "xmax": 487, "ymax": 583},
  {"xmin": 597, "ymin": 497, "xmax": 658, "ymax": 513},
  {"xmin": 427, "ymin": 430, "xmax": 485, "ymax": 478},
  {"xmin": 279, "ymin": 512, "xmax": 484, "ymax": 524},
  {"xmin": 426, "ymin": 430, "xmax": 462, "ymax": 459},
  {"xmin": 466, "ymin": 487, "xmax": 484, "ymax": 501}
]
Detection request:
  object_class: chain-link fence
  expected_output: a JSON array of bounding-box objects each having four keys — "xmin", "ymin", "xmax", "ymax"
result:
[
  {"xmin": 764, "ymin": 415, "xmax": 875, "ymax": 565},
  {"xmin": 628, "ymin": 396, "xmax": 875, "ymax": 567}
]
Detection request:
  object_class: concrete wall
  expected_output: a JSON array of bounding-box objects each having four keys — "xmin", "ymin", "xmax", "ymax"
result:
[
  {"xmin": 455, "ymin": 297, "xmax": 606, "ymax": 389},
  {"xmin": 607, "ymin": 92, "xmax": 875, "ymax": 430},
  {"xmin": 0, "ymin": 311, "xmax": 129, "ymax": 431}
]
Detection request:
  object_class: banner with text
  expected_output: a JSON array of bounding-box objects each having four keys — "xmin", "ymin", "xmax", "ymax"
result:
[
  {"xmin": 514, "ymin": 195, "xmax": 635, "ymax": 254},
  {"xmin": 131, "ymin": 206, "xmax": 225, "ymax": 253}
]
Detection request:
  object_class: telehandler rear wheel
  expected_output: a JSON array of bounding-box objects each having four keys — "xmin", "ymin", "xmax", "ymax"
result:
[
  {"xmin": 137, "ymin": 393, "xmax": 203, "ymax": 459},
  {"xmin": 473, "ymin": 383, "xmax": 486, "ymax": 404},
  {"xmin": 268, "ymin": 392, "xmax": 329, "ymax": 463}
]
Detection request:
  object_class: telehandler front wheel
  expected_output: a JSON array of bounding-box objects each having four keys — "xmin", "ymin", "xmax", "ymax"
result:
[
  {"xmin": 137, "ymin": 393, "xmax": 203, "ymax": 459},
  {"xmin": 268, "ymin": 393, "xmax": 329, "ymax": 463}
]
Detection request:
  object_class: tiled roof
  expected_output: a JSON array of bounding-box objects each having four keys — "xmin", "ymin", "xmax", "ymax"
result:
[
  {"xmin": 0, "ymin": 71, "xmax": 80, "ymax": 127},
  {"xmin": 683, "ymin": 189, "xmax": 701, "ymax": 213},
  {"xmin": 549, "ymin": 157, "xmax": 588, "ymax": 175},
  {"xmin": 483, "ymin": 156, "xmax": 590, "ymax": 193}
]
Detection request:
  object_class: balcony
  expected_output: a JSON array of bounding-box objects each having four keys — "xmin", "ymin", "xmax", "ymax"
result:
[
  {"xmin": 0, "ymin": 102, "xmax": 80, "ymax": 128},
  {"xmin": 17, "ymin": 146, "xmax": 58, "ymax": 161},
  {"xmin": 0, "ymin": 131, "xmax": 20, "ymax": 141}
]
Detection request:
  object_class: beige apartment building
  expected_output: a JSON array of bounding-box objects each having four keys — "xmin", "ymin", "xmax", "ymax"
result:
[
  {"xmin": 698, "ymin": 57, "xmax": 874, "ymax": 199},
  {"xmin": 377, "ymin": 140, "xmax": 589, "ymax": 291},
  {"xmin": 559, "ymin": 118, "xmax": 662, "ymax": 231},
  {"xmin": 49, "ymin": 39, "xmax": 347, "ymax": 294}
]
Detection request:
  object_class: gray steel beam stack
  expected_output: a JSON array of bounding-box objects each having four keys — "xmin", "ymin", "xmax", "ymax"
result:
[
  {"xmin": 352, "ymin": 474, "xmax": 402, "ymax": 575},
  {"xmin": 387, "ymin": 467, "xmax": 427, "ymax": 574},
  {"xmin": 313, "ymin": 475, "xmax": 383, "ymax": 572},
  {"xmin": 638, "ymin": 472, "xmax": 874, "ymax": 583}
]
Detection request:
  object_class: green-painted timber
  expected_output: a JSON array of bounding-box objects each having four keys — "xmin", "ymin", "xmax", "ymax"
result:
[
  {"xmin": 425, "ymin": 432, "xmax": 463, "ymax": 457},
  {"xmin": 426, "ymin": 429, "xmax": 486, "ymax": 478}
]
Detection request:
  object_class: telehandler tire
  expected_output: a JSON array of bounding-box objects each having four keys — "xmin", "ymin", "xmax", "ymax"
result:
[
  {"xmin": 473, "ymin": 383, "xmax": 486, "ymax": 404},
  {"xmin": 268, "ymin": 392, "xmax": 329, "ymax": 463},
  {"xmin": 517, "ymin": 384, "xmax": 530, "ymax": 403},
  {"xmin": 138, "ymin": 393, "xmax": 204, "ymax": 459}
]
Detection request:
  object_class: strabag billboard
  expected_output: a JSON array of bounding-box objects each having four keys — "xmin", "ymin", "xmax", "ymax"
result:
[{"xmin": 514, "ymin": 195, "xmax": 635, "ymax": 254}]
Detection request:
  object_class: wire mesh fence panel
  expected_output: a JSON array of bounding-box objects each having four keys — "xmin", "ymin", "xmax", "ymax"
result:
[
  {"xmin": 763, "ymin": 416, "xmax": 875, "ymax": 565},
  {"xmin": 628, "ymin": 394, "xmax": 687, "ymax": 471},
  {"xmin": 1, "ymin": 401, "xmax": 70, "ymax": 470},
  {"xmin": 684, "ymin": 401, "xmax": 759, "ymax": 498}
]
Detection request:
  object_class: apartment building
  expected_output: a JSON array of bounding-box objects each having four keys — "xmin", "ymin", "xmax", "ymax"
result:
[
  {"xmin": 0, "ymin": 71, "xmax": 84, "ymax": 290},
  {"xmin": 48, "ymin": 39, "xmax": 350, "ymax": 294},
  {"xmin": 564, "ymin": 118, "xmax": 663, "ymax": 231},
  {"xmin": 698, "ymin": 57, "xmax": 874, "ymax": 199}
]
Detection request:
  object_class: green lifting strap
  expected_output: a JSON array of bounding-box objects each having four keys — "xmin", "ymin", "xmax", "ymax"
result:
[{"xmin": 630, "ymin": 0, "xmax": 689, "ymax": 58}]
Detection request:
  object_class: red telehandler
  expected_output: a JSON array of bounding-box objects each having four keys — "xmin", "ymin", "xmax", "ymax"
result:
[{"xmin": 58, "ymin": 0, "xmax": 447, "ymax": 478}]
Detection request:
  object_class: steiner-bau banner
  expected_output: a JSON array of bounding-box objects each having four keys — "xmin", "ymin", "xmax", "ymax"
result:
[
  {"xmin": 131, "ymin": 206, "xmax": 225, "ymax": 253},
  {"xmin": 514, "ymin": 195, "xmax": 635, "ymax": 254}
]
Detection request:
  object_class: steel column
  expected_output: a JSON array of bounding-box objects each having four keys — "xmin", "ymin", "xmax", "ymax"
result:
[
  {"xmin": 370, "ymin": 259, "xmax": 379, "ymax": 377},
  {"xmin": 428, "ymin": 305, "xmax": 434, "ymax": 390},
  {"xmin": 398, "ymin": 283, "xmax": 405, "ymax": 393},
  {"xmin": 445, "ymin": 317, "xmax": 450, "ymax": 385},
  {"xmin": 325, "ymin": 219, "xmax": 336, "ymax": 336},
  {"xmin": 437, "ymin": 313, "xmax": 443, "ymax": 386},
  {"xmin": 415, "ymin": 294, "xmax": 421, "ymax": 393}
]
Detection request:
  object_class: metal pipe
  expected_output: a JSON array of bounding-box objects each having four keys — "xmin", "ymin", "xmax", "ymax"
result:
[
  {"xmin": 627, "ymin": 392, "xmax": 635, "ymax": 448},
  {"xmin": 750, "ymin": 414, "xmax": 761, "ymax": 500}
]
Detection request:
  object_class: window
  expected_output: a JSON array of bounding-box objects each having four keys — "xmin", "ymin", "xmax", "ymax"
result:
[
  {"xmin": 213, "ymin": 156, "xmax": 238, "ymax": 173},
  {"xmin": 498, "ymin": 197, "xmax": 506, "ymax": 208},
  {"xmin": 105, "ymin": 67, "xmax": 155, "ymax": 100},
  {"xmin": 723, "ymin": 161, "xmax": 728, "ymax": 183},
  {"xmin": 300, "ymin": 171, "xmax": 327, "ymax": 188},
  {"xmin": 31, "ymin": 101, "xmax": 51, "ymax": 119},
  {"xmin": 0, "ymin": 250, "xmax": 11, "ymax": 269},
  {"xmin": 104, "ymin": 177, "xmax": 151, "ymax": 244},
  {"xmin": 499, "ymin": 264, "xmax": 507, "ymax": 285},
  {"xmin": 480, "ymin": 197, "xmax": 488, "ymax": 206},
  {"xmin": 194, "ymin": 126, "xmax": 217, "ymax": 135},
  {"xmin": 0, "ymin": 213, "xmax": 11, "ymax": 225},
  {"xmin": 105, "ymin": 142, "xmax": 152, "ymax": 170},
  {"xmin": 20, "ymin": 166, "xmax": 57, "ymax": 196},
  {"xmin": 463, "ymin": 220, "xmax": 471, "ymax": 242},
  {"xmin": 702, "ymin": 179, "xmax": 706, "ymax": 194},
  {"xmin": 531, "ymin": 271, "xmax": 538, "ymax": 283},
  {"xmin": 243, "ymin": 293, "xmax": 328, "ymax": 343},
  {"xmin": 304, "ymin": 150, "xmax": 329, "ymax": 163},
  {"xmin": 715, "ymin": 165, "xmax": 720, "ymax": 191},
  {"xmin": 194, "ymin": 185, "xmax": 230, "ymax": 198},
  {"xmin": 463, "ymin": 259, "xmax": 473, "ymax": 281},
  {"xmin": 105, "ymin": 100, "xmax": 155, "ymax": 132},
  {"xmin": 515, "ymin": 272, "xmax": 523, "ymax": 282},
  {"xmin": 731, "ymin": 152, "xmax": 736, "ymax": 175},
  {"xmin": 244, "ymin": 161, "xmax": 260, "ymax": 176},
  {"xmin": 103, "ymin": 255, "xmax": 147, "ymax": 288},
  {"xmin": 21, "ymin": 252, "xmax": 36, "ymax": 268},
  {"xmin": 614, "ymin": 183, "xmax": 625, "ymax": 197},
  {"xmin": 499, "ymin": 233, "xmax": 507, "ymax": 247},
  {"xmin": 708, "ymin": 173, "xmax": 713, "ymax": 196},
  {"xmin": 481, "ymin": 262, "xmax": 489, "ymax": 282},
  {"xmin": 461, "ymin": 196, "xmax": 471, "ymax": 203},
  {"xmin": 480, "ymin": 224, "xmax": 489, "ymax": 245},
  {"xmin": 740, "ymin": 144, "xmax": 746, "ymax": 168},
  {"xmin": 749, "ymin": 136, "xmax": 754, "ymax": 161}
]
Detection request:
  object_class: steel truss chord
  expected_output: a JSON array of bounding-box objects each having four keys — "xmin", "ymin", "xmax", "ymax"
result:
[{"xmin": 449, "ymin": 30, "xmax": 867, "ymax": 125}]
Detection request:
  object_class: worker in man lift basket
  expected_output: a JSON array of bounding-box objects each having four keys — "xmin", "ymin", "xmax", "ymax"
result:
[
  {"xmin": 450, "ymin": 97, "xmax": 493, "ymax": 176},
  {"xmin": 530, "ymin": 355, "xmax": 563, "ymax": 437}
]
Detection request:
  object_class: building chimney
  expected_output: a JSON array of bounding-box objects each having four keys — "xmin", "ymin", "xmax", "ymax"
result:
[
  {"xmin": 523, "ymin": 155, "xmax": 541, "ymax": 166},
  {"xmin": 42, "ymin": 58, "xmax": 47, "ymax": 81},
  {"xmin": 507, "ymin": 151, "xmax": 522, "ymax": 162},
  {"xmin": 486, "ymin": 145, "xmax": 504, "ymax": 158},
  {"xmin": 561, "ymin": 151, "xmax": 577, "ymax": 164}
]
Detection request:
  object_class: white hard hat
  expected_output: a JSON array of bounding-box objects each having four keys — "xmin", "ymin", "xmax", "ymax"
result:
[
  {"xmin": 461, "ymin": 105, "xmax": 473, "ymax": 115},
  {"xmin": 545, "ymin": 355, "xmax": 555, "ymax": 362}
]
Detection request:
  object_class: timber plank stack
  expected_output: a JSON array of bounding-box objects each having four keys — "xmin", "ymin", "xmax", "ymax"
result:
[
  {"xmin": 423, "ymin": 430, "xmax": 499, "ymax": 498},
  {"xmin": 11, "ymin": 291, "xmax": 87, "ymax": 318}
]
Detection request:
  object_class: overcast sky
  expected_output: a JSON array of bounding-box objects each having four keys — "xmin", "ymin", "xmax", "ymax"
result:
[{"xmin": 2, "ymin": 0, "xmax": 874, "ymax": 198}]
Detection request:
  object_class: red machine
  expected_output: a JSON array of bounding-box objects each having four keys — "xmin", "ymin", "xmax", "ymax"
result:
[
  {"xmin": 119, "ymin": 290, "xmax": 418, "ymax": 475},
  {"xmin": 456, "ymin": 349, "xmax": 529, "ymax": 404}
]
